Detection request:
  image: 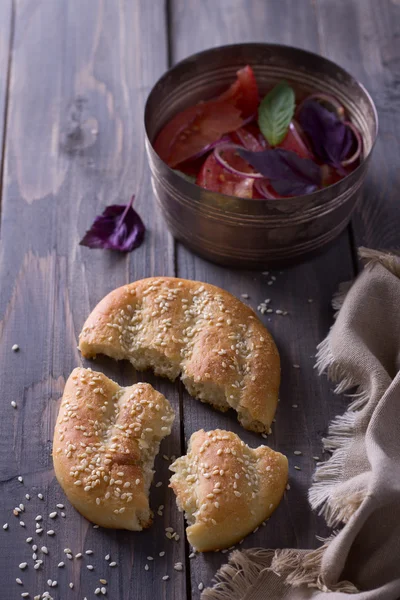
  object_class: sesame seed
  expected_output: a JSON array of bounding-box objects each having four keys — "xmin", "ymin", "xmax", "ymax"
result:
[
  {"xmin": 174, "ymin": 562, "xmax": 183, "ymax": 571},
  {"xmin": 64, "ymin": 548, "xmax": 72, "ymax": 554},
  {"xmin": 21, "ymin": 593, "xmax": 29, "ymax": 598},
  {"xmin": 26, "ymin": 537, "xmax": 32, "ymax": 543},
  {"xmin": 189, "ymin": 552, "xmax": 196, "ymax": 558},
  {"xmin": 56, "ymin": 504, "xmax": 64, "ymax": 509},
  {"xmin": 86, "ymin": 550, "xmax": 93, "ymax": 555},
  {"xmin": 99, "ymin": 579, "xmax": 107, "ymax": 585},
  {"xmin": 241, "ymin": 294, "xmax": 249, "ymax": 299},
  {"xmin": 87, "ymin": 564, "xmax": 94, "ymax": 570},
  {"xmin": 47, "ymin": 530, "xmax": 55, "ymax": 536},
  {"xmin": 147, "ymin": 556, "xmax": 153, "ymax": 561},
  {"xmin": 35, "ymin": 516, "xmax": 42, "ymax": 521},
  {"xmin": 75, "ymin": 553, "xmax": 82, "ymax": 558},
  {"xmin": 159, "ymin": 551, "xmax": 165, "ymax": 557},
  {"xmin": 101, "ymin": 588, "xmax": 106, "ymax": 595},
  {"xmin": 3, "ymin": 523, "xmax": 8, "ymax": 530},
  {"xmin": 25, "ymin": 494, "xmax": 30, "ymax": 500},
  {"xmin": 58, "ymin": 562, "xmax": 65, "ymax": 568},
  {"xmin": 95, "ymin": 589, "xmax": 101, "ymax": 595},
  {"xmin": 12, "ymin": 344, "xmax": 19, "ymax": 351},
  {"xmin": 155, "ymin": 481, "xmax": 162, "ymax": 488},
  {"xmin": 109, "ymin": 562, "xmax": 117, "ymax": 567},
  {"xmin": 294, "ymin": 466, "xmax": 301, "ymax": 471},
  {"xmin": 162, "ymin": 575, "xmax": 169, "ymax": 581},
  {"xmin": 69, "ymin": 583, "xmax": 74, "ymax": 589},
  {"xmin": 37, "ymin": 493, "xmax": 44, "ymax": 500},
  {"xmin": 19, "ymin": 563, "xmax": 27, "ymax": 570},
  {"xmin": 49, "ymin": 512, "xmax": 57, "ymax": 518},
  {"xmin": 33, "ymin": 563, "xmax": 41, "ymax": 570},
  {"xmin": 66, "ymin": 553, "xmax": 73, "ymax": 560},
  {"xmin": 198, "ymin": 583, "xmax": 204, "ymax": 591},
  {"xmin": 11, "ymin": 401, "xmax": 17, "ymax": 408},
  {"xmin": 313, "ymin": 456, "xmax": 320, "ymax": 461},
  {"xmin": 144, "ymin": 564, "xmax": 149, "ymax": 571},
  {"xmin": 32, "ymin": 545, "xmax": 37, "ymax": 551},
  {"xmin": 292, "ymin": 404, "xmax": 298, "ymax": 408},
  {"xmin": 292, "ymin": 364, "xmax": 300, "ymax": 369},
  {"xmin": 51, "ymin": 581, "xmax": 57, "ymax": 587},
  {"xmin": 293, "ymin": 451, "xmax": 302, "ymax": 456},
  {"xmin": 308, "ymin": 298, "xmax": 314, "ymax": 303},
  {"xmin": 135, "ymin": 479, "xmax": 140, "ymax": 485},
  {"xmin": 16, "ymin": 578, "xmax": 23, "ymax": 584},
  {"xmin": 17, "ymin": 476, "xmax": 23, "ymax": 483},
  {"xmin": 105, "ymin": 554, "xmax": 110, "ymax": 561},
  {"xmin": 41, "ymin": 546, "xmax": 48, "ymax": 554}
]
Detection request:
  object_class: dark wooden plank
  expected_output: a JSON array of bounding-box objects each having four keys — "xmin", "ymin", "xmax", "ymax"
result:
[
  {"xmin": 315, "ymin": 0, "xmax": 400, "ymax": 251},
  {"xmin": 0, "ymin": 0, "xmax": 12, "ymax": 195},
  {"xmin": 169, "ymin": 0, "xmax": 355, "ymax": 595},
  {"xmin": 0, "ymin": 1, "xmax": 185, "ymax": 599}
]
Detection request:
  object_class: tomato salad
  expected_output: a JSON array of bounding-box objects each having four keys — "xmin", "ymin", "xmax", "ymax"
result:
[{"xmin": 154, "ymin": 66, "xmax": 362, "ymax": 199}]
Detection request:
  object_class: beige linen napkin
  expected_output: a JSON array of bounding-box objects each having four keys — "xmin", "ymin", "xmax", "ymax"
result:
[{"xmin": 203, "ymin": 249, "xmax": 400, "ymax": 600}]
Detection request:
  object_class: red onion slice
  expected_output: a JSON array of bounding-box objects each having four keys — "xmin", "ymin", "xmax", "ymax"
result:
[
  {"xmin": 288, "ymin": 120, "xmax": 314, "ymax": 158},
  {"xmin": 254, "ymin": 179, "xmax": 280, "ymax": 199},
  {"xmin": 189, "ymin": 135, "xmax": 232, "ymax": 161},
  {"xmin": 341, "ymin": 121, "xmax": 363, "ymax": 166},
  {"xmin": 296, "ymin": 93, "xmax": 346, "ymax": 121},
  {"xmin": 214, "ymin": 144, "xmax": 264, "ymax": 179}
]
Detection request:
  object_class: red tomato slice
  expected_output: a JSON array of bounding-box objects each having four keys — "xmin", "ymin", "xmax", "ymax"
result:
[
  {"xmin": 153, "ymin": 101, "xmax": 243, "ymax": 168},
  {"xmin": 279, "ymin": 121, "xmax": 313, "ymax": 159},
  {"xmin": 217, "ymin": 66, "xmax": 260, "ymax": 118},
  {"xmin": 196, "ymin": 152, "xmax": 254, "ymax": 198}
]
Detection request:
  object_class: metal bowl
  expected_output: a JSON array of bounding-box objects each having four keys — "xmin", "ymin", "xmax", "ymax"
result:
[{"xmin": 144, "ymin": 44, "xmax": 378, "ymax": 268}]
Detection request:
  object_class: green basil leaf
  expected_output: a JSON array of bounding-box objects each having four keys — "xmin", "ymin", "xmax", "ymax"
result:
[
  {"xmin": 173, "ymin": 169, "xmax": 196, "ymax": 183},
  {"xmin": 258, "ymin": 81, "xmax": 295, "ymax": 146}
]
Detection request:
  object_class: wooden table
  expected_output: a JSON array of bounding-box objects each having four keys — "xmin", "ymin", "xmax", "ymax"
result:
[{"xmin": 0, "ymin": 1, "xmax": 398, "ymax": 598}]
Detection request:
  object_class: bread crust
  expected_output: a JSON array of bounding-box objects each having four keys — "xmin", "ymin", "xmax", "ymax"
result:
[
  {"xmin": 53, "ymin": 367, "xmax": 174, "ymax": 530},
  {"xmin": 78, "ymin": 277, "xmax": 280, "ymax": 432},
  {"xmin": 169, "ymin": 429, "xmax": 288, "ymax": 551}
]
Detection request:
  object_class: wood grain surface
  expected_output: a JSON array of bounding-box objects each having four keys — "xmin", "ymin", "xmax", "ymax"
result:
[{"xmin": 0, "ymin": 0, "xmax": 397, "ymax": 599}]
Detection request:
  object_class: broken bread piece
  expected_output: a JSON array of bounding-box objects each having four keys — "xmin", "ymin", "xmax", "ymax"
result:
[
  {"xmin": 53, "ymin": 367, "xmax": 174, "ymax": 530},
  {"xmin": 169, "ymin": 429, "xmax": 288, "ymax": 551},
  {"xmin": 78, "ymin": 277, "xmax": 280, "ymax": 433}
]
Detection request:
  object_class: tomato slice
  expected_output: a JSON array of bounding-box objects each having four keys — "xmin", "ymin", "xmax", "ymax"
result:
[
  {"xmin": 218, "ymin": 66, "xmax": 260, "ymax": 118},
  {"xmin": 153, "ymin": 101, "xmax": 243, "ymax": 168},
  {"xmin": 196, "ymin": 152, "xmax": 254, "ymax": 198},
  {"xmin": 279, "ymin": 121, "xmax": 313, "ymax": 159}
]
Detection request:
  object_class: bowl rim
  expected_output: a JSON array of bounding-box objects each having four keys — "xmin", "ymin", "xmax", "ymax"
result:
[{"xmin": 144, "ymin": 42, "xmax": 379, "ymax": 205}]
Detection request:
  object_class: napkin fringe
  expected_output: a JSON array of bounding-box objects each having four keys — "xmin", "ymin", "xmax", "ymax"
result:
[
  {"xmin": 201, "ymin": 549, "xmax": 274, "ymax": 600},
  {"xmin": 311, "ymin": 336, "xmax": 369, "ymax": 527},
  {"xmin": 359, "ymin": 247, "xmax": 400, "ymax": 278}
]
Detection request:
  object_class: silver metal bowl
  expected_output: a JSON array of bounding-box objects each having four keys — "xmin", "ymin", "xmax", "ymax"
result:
[{"xmin": 144, "ymin": 44, "xmax": 378, "ymax": 268}]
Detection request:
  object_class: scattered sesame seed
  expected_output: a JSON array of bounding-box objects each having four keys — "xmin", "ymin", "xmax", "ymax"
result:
[
  {"xmin": 109, "ymin": 562, "xmax": 117, "ymax": 567},
  {"xmin": 159, "ymin": 551, "xmax": 165, "ymax": 557},
  {"xmin": 85, "ymin": 550, "xmax": 93, "ymax": 555},
  {"xmin": 12, "ymin": 344, "xmax": 19, "ymax": 352},
  {"xmin": 51, "ymin": 581, "xmax": 57, "ymax": 587},
  {"xmin": 32, "ymin": 545, "xmax": 37, "ymax": 551},
  {"xmin": 49, "ymin": 512, "xmax": 57, "ymax": 519},
  {"xmin": 75, "ymin": 553, "xmax": 82, "ymax": 558},
  {"xmin": 35, "ymin": 516, "xmax": 42, "ymax": 521},
  {"xmin": 66, "ymin": 553, "xmax": 73, "ymax": 560},
  {"xmin": 162, "ymin": 575, "xmax": 169, "ymax": 581},
  {"xmin": 17, "ymin": 476, "xmax": 23, "ymax": 483},
  {"xmin": 25, "ymin": 494, "xmax": 30, "ymax": 500},
  {"xmin": 308, "ymin": 298, "xmax": 313, "ymax": 303},
  {"xmin": 147, "ymin": 556, "xmax": 153, "ymax": 561},
  {"xmin": 313, "ymin": 456, "xmax": 320, "ymax": 461},
  {"xmin": 56, "ymin": 504, "xmax": 64, "ymax": 509},
  {"xmin": 293, "ymin": 450, "xmax": 302, "ymax": 456},
  {"xmin": 174, "ymin": 562, "xmax": 183, "ymax": 571},
  {"xmin": 101, "ymin": 587, "xmax": 106, "ymax": 595},
  {"xmin": 189, "ymin": 552, "xmax": 195, "ymax": 558},
  {"xmin": 241, "ymin": 293, "xmax": 249, "ymax": 299},
  {"xmin": 3, "ymin": 523, "xmax": 8, "ymax": 530},
  {"xmin": 155, "ymin": 481, "xmax": 162, "ymax": 488},
  {"xmin": 105, "ymin": 554, "xmax": 110, "ymax": 561},
  {"xmin": 58, "ymin": 562, "xmax": 65, "ymax": 568},
  {"xmin": 144, "ymin": 564, "xmax": 149, "ymax": 571},
  {"xmin": 26, "ymin": 537, "xmax": 32, "ymax": 543},
  {"xmin": 87, "ymin": 565, "xmax": 94, "ymax": 570},
  {"xmin": 95, "ymin": 589, "xmax": 101, "ymax": 595},
  {"xmin": 198, "ymin": 583, "xmax": 204, "ymax": 591},
  {"xmin": 69, "ymin": 583, "xmax": 74, "ymax": 589},
  {"xmin": 21, "ymin": 593, "xmax": 29, "ymax": 598},
  {"xmin": 47, "ymin": 530, "xmax": 55, "ymax": 536},
  {"xmin": 36, "ymin": 528, "xmax": 43, "ymax": 534},
  {"xmin": 11, "ymin": 401, "xmax": 17, "ymax": 408},
  {"xmin": 33, "ymin": 563, "xmax": 41, "ymax": 570},
  {"xmin": 19, "ymin": 563, "xmax": 27, "ymax": 570},
  {"xmin": 60, "ymin": 511, "xmax": 66, "ymax": 518},
  {"xmin": 294, "ymin": 466, "xmax": 301, "ymax": 471},
  {"xmin": 99, "ymin": 579, "xmax": 107, "ymax": 585},
  {"xmin": 292, "ymin": 364, "xmax": 300, "ymax": 369},
  {"xmin": 64, "ymin": 548, "xmax": 72, "ymax": 554},
  {"xmin": 93, "ymin": 525, "xmax": 100, "ymax": 528},
  {"xmin": 16, "ymin": 578, "xmax": 23, "ymax": 585},
  {"xmin": 292, "ymin": 404, "xmax": 298, "ymax": 408},
  {"xmin": 37, "ymin": 493, "xmax": 44, "ymax": 500},
  {"xmin": 41, "ymin": 546, "xmax": 48, "ymax": 554}
]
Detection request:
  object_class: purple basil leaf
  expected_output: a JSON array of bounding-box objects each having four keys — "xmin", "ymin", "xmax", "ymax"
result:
[
  {"xmin": 80, "ymin": 195, "xmax": 145, "ymax": 252},
  {"xmin": 238, "ymin": 147, "xmax": 321, "ymax": 196},
  {"xmin": 298, "ymin": 99, "xmax": 354, "ymax": 167}
]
